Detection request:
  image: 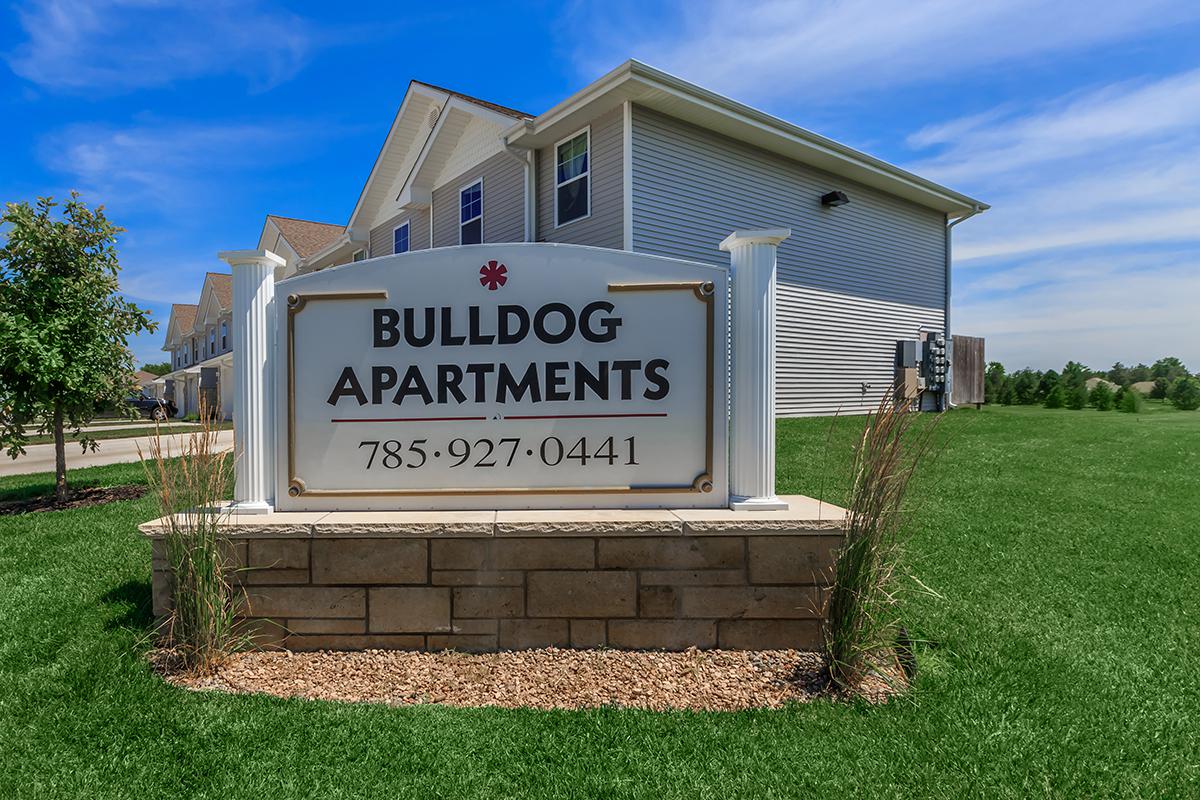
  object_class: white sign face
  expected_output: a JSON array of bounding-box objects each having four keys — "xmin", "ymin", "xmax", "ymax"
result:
[{"xmin": 275, "ymin": 244, "xmax": 728, "ymax": 511}]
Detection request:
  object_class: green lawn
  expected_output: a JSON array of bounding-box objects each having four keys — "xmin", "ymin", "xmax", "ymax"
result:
[{"xmin": 1, "ymin": 406, "xmax": 1197, "ymax": 798}]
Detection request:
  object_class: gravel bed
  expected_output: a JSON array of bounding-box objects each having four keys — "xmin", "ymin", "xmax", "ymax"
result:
[{"xmin": 161, "ymin": 647, "xmax": 878, "ymax": 711}]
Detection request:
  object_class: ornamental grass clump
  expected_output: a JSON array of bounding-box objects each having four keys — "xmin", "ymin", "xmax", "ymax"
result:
[
  {"xmin": 825, "ymin": 388, "xmax": 940, "ymax": 694},
  {"xmin": 139, "ymin": 402, "xmax": 239, "ymax": 673}
]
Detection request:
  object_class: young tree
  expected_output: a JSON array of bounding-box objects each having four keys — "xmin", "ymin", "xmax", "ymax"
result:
[
  {"xmin": 1117, "ymin": 385, "xmax": 1142, "ymax": 413},
  {"xmin": 1043, "ymin": 385, "xmax": 1066, "ymax": 409},
  {"xmin": 1106, "ymin": 362, "xmax": 1129, "ymax": 386},
  {"xmin": 140, "ymin": 361, "xmax": 171, "ymax": 376},
  {"xmin": 1037, "ymin": 369, "xmax": 1060, "ymax": 400},
  {"xmin": 0, "ymin": 194, "xmax": 154, "ymax": 500},
  {"xmin": 1151, "ymin": 357, "xmax": 1188, "ymax": 383},
  {"xmin": 984, "ymin": 361, "xmax": 1006, "ymax": 404},
  {"xmin": 1061, "ymin": 361, "xmax": 1089, "ymax": 390},
  {"xmin": 1151, "ymin": 377, "xmax": 1171, "ymax": 401},
  {"xmin": 1066, "ymin": 385, "xmax": 1089, "ymax": 410},
  {"xmin": 1011, "ymin": 369, "xmax": 1041, "ymax": 405},
  {"xmin": 1089, "ymin": 382, "xmax": 1115, "ymax": 411},
  {"xmin": 1169, "ymin": 376, "xmax": 1200, "ymax": 411}
]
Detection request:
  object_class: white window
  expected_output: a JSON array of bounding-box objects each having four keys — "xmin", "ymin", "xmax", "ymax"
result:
[
  {"xmin": 220, "ymin": 321, "xmax": 227, "ymax": 350},
  {"xmin": 352, "ymin": 249, "xmax": 366, "ymax": 262},
  {"xmin": 459, "ymin": 179, "xmax": 482, "ymax": 245},
  {"xmin": 209, "ymin": 328, "xmax": 216, "ymax": 356},
  {"xmin": 555, "ymin": 128, "xmax": 590, "ymax": 226},
  {"xmin": 393, "ymin": 222, "xmax": 410, "ymax": 254}
]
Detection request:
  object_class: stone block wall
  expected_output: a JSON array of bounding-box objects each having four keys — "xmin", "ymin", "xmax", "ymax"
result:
[{"xmin": 144, "ymin": 499, "xmax": 845, "ymax": 652}]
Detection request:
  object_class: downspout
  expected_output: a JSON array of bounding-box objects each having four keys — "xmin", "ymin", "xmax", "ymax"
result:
[
  {"xmin": 943, "ymin": 204, "xmax": 985, "ymax": 410},
  {"xmin": 503, "ymin": 142, "xmax": 536, "ymax": 242}
]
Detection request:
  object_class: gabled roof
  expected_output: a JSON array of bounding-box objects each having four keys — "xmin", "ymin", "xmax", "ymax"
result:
[
  {"xmin": 505, "ymin": 60, "xmax": 988, "ymax": 218},
  {"xmin": 205, "ymin": 272, "xmax": 232, "ymax": 309},
  {"xmin": 346, "ymin": 80, "xmax": 531, "ymax": 236},
  {"xmin": 266, "ymin": 215, "xmax": 345, "ymax": 258},
  {"xmin": 411, "ymin": 80, "xmax": 531, "ymax": 120},
  {"xmin": 170, "ymin": 303, "xmax": 197, "ymax": 333}
]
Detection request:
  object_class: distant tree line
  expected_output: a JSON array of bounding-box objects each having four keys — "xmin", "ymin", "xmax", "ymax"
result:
[{"xmin": 984, "ymin": 357, "xmax": 1200, "ymax": 412}]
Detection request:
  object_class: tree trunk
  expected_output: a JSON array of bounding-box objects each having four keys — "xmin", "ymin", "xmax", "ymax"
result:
[{"xmin": 53, "ymin": 402, "xmax": 68, "ymax": 502}]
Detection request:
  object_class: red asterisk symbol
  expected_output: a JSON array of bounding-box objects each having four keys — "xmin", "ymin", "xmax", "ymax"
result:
[{"xmin": 479, "ymin": 260, "xmax": 507, "ymax": 290}]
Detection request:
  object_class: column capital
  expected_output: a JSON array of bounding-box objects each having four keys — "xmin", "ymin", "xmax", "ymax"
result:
[
  {"xmin": 718, "ymin": 229, "xmax": 791, "ymax": 252},
  {"xmin": 218, "ymin": 249, "xmax": 287, "ymax": 269}
]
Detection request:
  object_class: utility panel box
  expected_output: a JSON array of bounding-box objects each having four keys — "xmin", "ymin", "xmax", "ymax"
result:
[
  {"xmin": 922, "ymin": 332, "xmax": 948, "ymax": 393},
  {"xmin": 896, "ymin": 339, "xmax": 919, "ymax": 369}
]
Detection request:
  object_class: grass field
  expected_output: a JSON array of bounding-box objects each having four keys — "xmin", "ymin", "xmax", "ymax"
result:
[{"xmin": 1, "ymin": 405, "xmax": 1197, "ymax": 798}]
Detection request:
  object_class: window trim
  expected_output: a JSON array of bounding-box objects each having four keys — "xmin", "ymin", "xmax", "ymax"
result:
[
  {"xmin": 352, "ymin": 248, "xmax": 366, "ymax": 262},
  {"xmin": 458, "ymin": 177, "xmax": 484, "ymax": 245},
  {"xmin": 553, "ymin": 126, "xmax": 591, "ymax": 229},
  {"xmin": 393, "ymin": 221, "xmax": 411, "ymax": 254}
]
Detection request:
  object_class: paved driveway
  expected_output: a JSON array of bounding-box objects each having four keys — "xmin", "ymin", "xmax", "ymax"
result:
[{"xmin": 0, "ymin": 430, "xmax": 235, "ymax": 476}]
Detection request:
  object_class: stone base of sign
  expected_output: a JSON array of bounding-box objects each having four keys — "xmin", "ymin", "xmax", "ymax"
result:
[{"xmin": 141, "ymin": 496, "xmax": 845, "ymax": 653}]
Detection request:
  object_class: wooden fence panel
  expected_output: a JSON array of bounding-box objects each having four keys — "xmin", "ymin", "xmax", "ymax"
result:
[{"xmin": 952, "ymin": 335, "xmax": 985, "ymax": 406}]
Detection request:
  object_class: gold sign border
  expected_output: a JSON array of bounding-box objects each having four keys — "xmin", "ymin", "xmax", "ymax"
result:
[{"xmin": 285, "ymin": 280, "xmax": 716, "ymax": 498}]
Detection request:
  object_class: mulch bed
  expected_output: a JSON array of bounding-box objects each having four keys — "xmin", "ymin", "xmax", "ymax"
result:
[
  {"xmin": 0, "ymin": 484, "xmax": 147, "ymax": 515},
  {"xmin": 159, "ymin": 648, "xmax": 900, "ymax": 711}
]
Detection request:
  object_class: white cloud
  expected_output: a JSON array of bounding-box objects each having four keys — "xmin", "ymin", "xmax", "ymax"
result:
[
  {"xmin": 38, "ymin": 117, "xmax": 343, "ymax": 214},
  {"xmin": 7, "ymin": 0, "xmax": 317, "ymax": 92},
  {"xmin": 571, "ymin": 0, "xmax": 1200, "ymax": 102}
]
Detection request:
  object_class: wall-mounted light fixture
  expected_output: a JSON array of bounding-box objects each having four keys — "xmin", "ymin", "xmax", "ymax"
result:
[{"xmin": 821, "ymin": 190, "xmax": 849, "ymax": 207}]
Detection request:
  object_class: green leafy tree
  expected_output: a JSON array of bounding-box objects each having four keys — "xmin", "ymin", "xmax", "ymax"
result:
[
  {"xmin": 1010, "ymin": 369, "xmax": 1041, "ymax": 405},
  {"xmin": 1168, "ymin": 376, "xmax": 1200, "ymax": 411},
  {"xmin": 1150, "ymin": 377, "xmax": 1170, "ymax": 400},
  {"xmin": 1151, "ymin": 357, "xmax": 1188, "ymax": 383},
  {"xmin": 1061, "ymin": 361, "xmax": 1089, "ymax": 390},
  {"xmin": 1037, "ymin": 369, "xmax": 1060, "ymax": 400},
  {"xmin": 140, "ymin": 361, "xmax": 171, "ymax": 376},
  {"xmin": 998, "ymin": 379, "xmax": 1016, "ymax": 405},
  {"xmin": 1066, "ymin": 385, "xmax": 1089, "ymax": 410},
  {"xmin": 1043, "ymin": 384, "xmax": 1066, "ymax": 409},
  {"xmin": 1089, "ymin": 382, "xmax": 1115, "ymax": 411},
  {"xmin": 0, "ymin": 194, "xmax": 154, "ymax": 500},
  {"xmin": 984, "ymin": 361, "xmax": 1006, "ymax": 404},
  {"xmin": 1106, "ymin": 362, "xmax": 1129, "ymax": 386},
  {"xmin": 1128, "ymin": 363, "xmax": 1151, "ymax": 383},
  {"xmin": 1117, "ymin": 385, "xmax": 1142, "ymax": 413}
]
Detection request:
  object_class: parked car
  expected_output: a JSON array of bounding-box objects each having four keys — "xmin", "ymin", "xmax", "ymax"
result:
[{"xmin": 124, "ymin": 393, "xmax": 176, "ymax": 421}]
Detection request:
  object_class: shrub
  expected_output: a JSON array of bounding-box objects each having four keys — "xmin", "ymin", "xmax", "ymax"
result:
[
  {"xmin": 1043, "ymin": 385, "xmax": 1066, "ymax": 409},
  {"xmin": 1066, "ymin": 385, "xmax": 1089, "ymax": 410},
  {"xmin": 1117, "ymin": 386, "xmax": 1143, "ymax": 413},
  {"xmin": 1089, "ymin": 382, "xmax": 1115, "ymax": 411},
  {"xmin": 1151, "ymin": 377, "xmax": 1170, "ymax": 400},
  {"xmin": 825, "ymin": 386, "xmax": 940, "ymax": 694},
  {"xmin": 1169, "ymin": 376, "xmax": 1200, "ymax": 411},
  {"xmin": 139, "ymin": 403, "xmax": 240, "ymax": 673}
]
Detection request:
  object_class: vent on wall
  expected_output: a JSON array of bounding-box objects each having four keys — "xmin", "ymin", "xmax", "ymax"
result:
[{"xmin": 428, "ymin": 106, "xmax": 441, "ymax": 129}]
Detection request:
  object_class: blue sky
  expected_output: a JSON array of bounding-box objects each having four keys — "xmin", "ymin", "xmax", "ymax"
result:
[{"xmin": 2, "ymin": 0, "xmax": 1198, "ymax": 372}]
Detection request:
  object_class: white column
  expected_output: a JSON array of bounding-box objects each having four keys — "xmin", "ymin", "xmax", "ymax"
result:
[
  {"xmin": 720, "ymin": 229, "xmax": 791, "ymax": 511},
  {"xmin": 218, "ymin": 249, "xmax": 285, "ymax": 514}
]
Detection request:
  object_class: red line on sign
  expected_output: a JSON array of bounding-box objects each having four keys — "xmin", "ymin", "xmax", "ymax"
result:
[
  {"xmin": 331, "ymin": 415, "xmax": 488, "ymax": 423},
  {"xmin": 330, "ymin": 412, "xmax": 668, "ymax": 423},
  {"xmin": 505, "ymin": 412, "xmax": 669, "ymax": 420}
]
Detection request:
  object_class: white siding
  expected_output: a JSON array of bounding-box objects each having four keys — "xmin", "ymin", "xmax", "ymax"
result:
[{"xmin": 630, "ymin": 106, "xmax": 948, "ymax": 416}]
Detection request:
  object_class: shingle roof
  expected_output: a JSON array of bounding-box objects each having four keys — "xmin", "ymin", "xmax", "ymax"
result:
[
  {"xmin": 171, "ymin": 303, "xmax": 198, "ymax": 333},
  {"xmin": 205, "ymin": 272, "xmax": 232, "ymax": 309},
  {"xmin": 133, "ymin": 370, "xmax": 159, "ymax": 385},
  {"xmin": 412, "ymin": 80, "xmax": 532, "ymax": 119},
  {"xmin": 267, "ymin": 215, "xmax": 345, "ymax": 258}
]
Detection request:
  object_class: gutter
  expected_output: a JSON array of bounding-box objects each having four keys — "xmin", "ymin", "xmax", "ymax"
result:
[
  {"xmin": 943, "ymin": 204, "xmax": 986, "ymax": 409},
  {"xmin": 502, "ymin": 144, "xmax": 537, "ymax": 242}
]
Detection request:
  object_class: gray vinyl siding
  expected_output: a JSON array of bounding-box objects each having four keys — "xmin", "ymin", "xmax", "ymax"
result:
[
  {"xmin": 630, "ymin": 105, "xmax": 948, "ymax": 417},
  {"xmin": 369, "ymin": 209, "xmax": 431, "ymax": 256},
  {"xmin": 431, "ymin": 151, "xmax": 525, "ymax": 248},
  {"xmin": 536, "ymin": 105, "xmax": 623, "ymax": 249}
]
